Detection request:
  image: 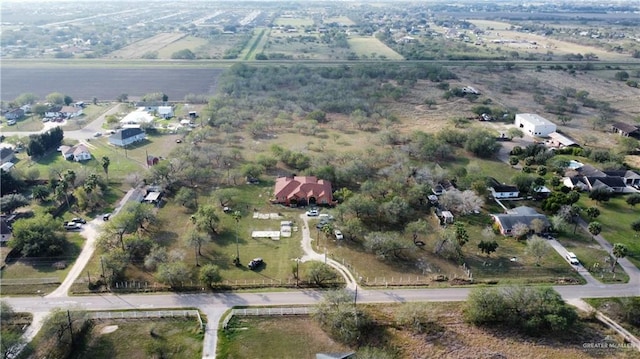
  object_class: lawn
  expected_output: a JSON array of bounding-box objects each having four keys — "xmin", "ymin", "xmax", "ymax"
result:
[
  {"xmin": 22, "ymin": 317, "xmax": 203, "ymax": 359},
  {"xmin": 2, "ymin": 113, "xmax": 44, "ymax": 132},
  {"xmin": 217, "ymin": 315, "xmax": 350, "ymax": 359},
  {"xmin": 218, "ymin": 303, "xmax": 633, "ymax": 359},
  {"xmin": 157, "ymin": 36, "xmax": 209, "ymax": 59},
  {"xmin": 577, "ymin": 195, "xmax": 640, "ymax": 269}
]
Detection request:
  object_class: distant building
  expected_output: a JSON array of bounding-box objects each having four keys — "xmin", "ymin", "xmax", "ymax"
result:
[
  {"xmin": 515, "ymin": 113, "xmax": 556, "ymax": 137},
  {"xmin": 59, "ymin": 144, "xmax": 91, "ymax": 162},
  {"xmin": 157, "ymin": 106, "xmax": 174, "ymax": 119}
]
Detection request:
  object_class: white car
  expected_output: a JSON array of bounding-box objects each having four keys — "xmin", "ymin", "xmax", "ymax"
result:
[
  {"xmin": 306, "ymin": 209, "xmax": 319, "ymax": 217},
  {"xmin": 566, "ymin": 252, "xmax": 579, "ymax": 265},
  {"xmin": 6, "ymin": 120, "xmax": 16, "ymax": 125},
  {"xmin": 334, "ymin": 230, "xmax": 344, "ymax": 240}
]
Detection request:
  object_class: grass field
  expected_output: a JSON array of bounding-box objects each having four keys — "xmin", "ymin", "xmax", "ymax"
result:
[
  {"xmin": 218, "ymin": 302, "xmax": 635, "ymax": 358},
  {"xmin": 578, "ymin": 195, "xmax": 640, "ymax": 269},
  {"xmin": 348, "ymin": 36, "xmax": 404, "ymax": 60},
  {"xmin": 324, "ymin": 16, "xmax": 355, "ymax": 26},
  {"xmin": 109, "ymin": 33, "xmax": 186, "ymax": 59},
  {"xmin": 1, "ymin": 113, "xmax": 44, "ymax": 132},
  {"xmin": 157, "ymin": 36, "xmax": 209, "ymax": 59}
]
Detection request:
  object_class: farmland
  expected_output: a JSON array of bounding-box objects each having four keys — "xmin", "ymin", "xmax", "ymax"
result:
[
  {"xmin": 108, "ymin": 33, "xmax": 187, "ymax": 59},
  {"xmin": 0, "ymin": 65, "xmax": 224, "ymax": 102}
]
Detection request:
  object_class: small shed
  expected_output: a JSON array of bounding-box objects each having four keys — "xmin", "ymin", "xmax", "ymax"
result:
[
  {"xmin": 143, "ymin": 191, "xmax": 162, "ymax": 204},
  {"xmin": 441, "ymin": 211, "xmax": 454, "ymax": 224}
]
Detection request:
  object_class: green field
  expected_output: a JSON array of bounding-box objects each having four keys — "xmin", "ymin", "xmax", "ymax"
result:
[
  {"xmin": 348, "ymin": 36, "xmax": 404, "ymax": 60},
  {"xmin": 157, "ymin": 36, "xmax": 209, "ymax": 59},
  {"xmin": 578, "ymin": 195, "xmax": 640, "ymax": 268}
]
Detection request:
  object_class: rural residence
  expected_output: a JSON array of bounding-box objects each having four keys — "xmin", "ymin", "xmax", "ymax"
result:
[
  {"xmin": 60, "ymin": 106, "xmax": 83, "ymax": 118},
  {"xmin": 157, "ymin": 106, "xmax": 174, "ymax": 119},
  {"xmin": 59, "ymin": 144, "xmax": 92, "ymax": 162},
  {"xmin": 4, "ymin": 108, "xmax": 24, "ymax": 120},
  {"xmin": 0, "ymin": 218, "xmax": 12, "ymax": 243},
  {"xmin": 0, "ymin": 147, "xmax": 15, "ymax": 164},
  {"xmin": 488, "ymin": 178, "xmax": 520, "ymax": 199},
  {"xmin": 515, "ymin": 113, "xmax": 556, "ymax": 137},
  {"xmin": 273, "ymin": 176, "xmax": 334, "ymax": 206},
  {"xmin": 109, "ymin": 127, "xmax": 145, "ymax": 147},
  {"xmin": 611, "ymin": 122, "xmax": 640, "ymax": 138},
  {"xmin": 491, "ymin": 206, "xmax": 550, "ymax": 236},
  {"xmin": 121, "ymin": 108, "xmax": 155, "ymax": 125},
  {"xmin": 563, "ymin": 164, "xmax": 639, "ymax": 192}
]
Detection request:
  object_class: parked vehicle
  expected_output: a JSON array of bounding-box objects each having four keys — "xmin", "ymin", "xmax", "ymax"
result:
[
  {"xmin": 566, "ymin": 252, "xmax": 579, "ymax": 265},
  {"xmin": 306, "ymin": 209, "xmax": 319, "ymax": 217},
  {"xmin": 102, "ymin": 213, "xmax": 111, "ymax": 221},
  {"xmin": 71, "ymin": 217, "xmax": 86, "ymax": 224},
  {"xmin": 63, "ymin": 222, "xmax": 81, "ymax": 230},
  {"xmin": 248, "ymin": 257, "xmax": 264, "ymax": 270},
  {"xmin": 334, "ymin": 230, "xmax": 344, "ymax": 240}
]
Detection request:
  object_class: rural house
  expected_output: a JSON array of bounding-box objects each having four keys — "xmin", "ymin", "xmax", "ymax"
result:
[
  {"xmin": 109, "ymin": 127, "xmax": 145, "ymax": 147},
  {"xmin": 157, "ymin": 106, "xmax": 174, "ymax": 119},
  {"xmin": 611, "ymin": 121, "xmax": 640, "ymax": 138},
  {"xmin": 563, "ymin": 164, "xmax": 637, "ymax": 192},
  {"xmin": 59, "ymin": 144, "xmax": 92, "ymax": 162},
  {"xmin": 273, "ymin": 176, "xmax": 334, "ymax": 206},
  {"xmin": 0, "ymin": 147, "xmax": 15, "ymax": 164},
  {"xmin": 491, "ymin": 206, "xmax": 550, "ymax": 236},
  {"xmin": 488, "ymin": 178, "xmax": 519, "ymax": 199},
  {"xmin": 546, "ymin": 132, "xmax": 579, "ymax": 149},
  {"xmin": 0, "ymin": 218, "xmax": 12, "ymax": 243},
  {"xmin": 60, "ymin": 105, "xmax": 83, "ymax": 118},
  {"xmin": 44, "ymin": 105, "xmax": 62, "ymax": 118},
  {"xmin": 4, "ymin": 108, "xmax": 24, "ymax": 120},
  {"xmin": 515, "ymin": 113, "xmax": 556, "ymax": 137}
]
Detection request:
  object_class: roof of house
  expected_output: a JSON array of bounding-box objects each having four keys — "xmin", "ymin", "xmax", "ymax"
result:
[
  {"xmin": 576, "ymin": 164, "xmax": 606, "ymax": 177},
  {"xmin": 612, "ymin": 121, "xmax": 639, "ymax": 134},
  {"xmin": 274, "ymin": 176, "xmax": 332, "ymax": 201},
  {"xmin": 603, "ymin": 170, "xmax": 640, "ymax": 179},
  {"xmin": 548, "ymin": 131, "xmax": 577, "ymax": 147},
  {"xmin": 60, "ymin": 106, "xmax": 79, "ymax": 113},
  {"xmin": 157, "ymin": 106, "xmax": 173, "ymax": 114},
  {"xmin": 0, "ymin": 162, "xmax": 14, "ymax": 171},
  {"xmin": 73, "ymin": 144, "xmax": 90, "ymax": 156},
  {"xmin": 516, "ymin": 113, "xmax": 554, "ymax": 126},
  {"xmin": 110, "ymin": 127, "xmax": 144, "ymax": 140},
  {"xmin": 493, "ymin": 207, "xmax": 550, "ymax": 230},
  {"xmin": 491, "ymin": 184, "xmax": 519, "ymax": 193},
  {"xmin": 587, "ymin": 176, "xmax": 627, "ymax": 189},
  {"xmin": 0, "ymin": 147, "xmax": 14, "ymax": 159},
  {"xmin": 0, "ymin": 218, "xmax": 11, "ymax": 235}
]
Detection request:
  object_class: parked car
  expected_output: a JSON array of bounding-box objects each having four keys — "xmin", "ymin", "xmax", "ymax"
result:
[
  {"xmin": 102, "ymin": 213, "xmax": 111, "ymax": 221},
  {"xmin": 63, "ymin": 222, "xmax": 81, "ymax": 230},
  {"xmin": 318, "ymin": 213, "xmax": 334, "ymax": 220},
  {"xmin": 306, "ymin": 209, "xmax": 319, "ymax": 217},
  {"xmin": 93, "ymin": 132, "xmax": 102, "ymax": 137},
  {"xmin": 6, "ymin": 120, "xmax": 16, "ymax": 125},
  {"xmin": 248, "ymin": 257, "xmax": 264, "ymax": 270},
  {"xmin": 334, "ymin": 230, "xmax": 344, "ymax": 240},
  {"xmin": 70, "ymin": 217, "xmax": 86, "ymax": 224},
  {"xmin": 566, "ymin": 252, "xmax": 579, "ymax": 265}
]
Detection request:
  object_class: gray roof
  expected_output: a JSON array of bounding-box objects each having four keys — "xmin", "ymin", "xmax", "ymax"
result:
[
  {"xmin": 494, "ymin": 207, "xmax": 550, "ymax": 231},
  {"xmin": 0, "ymin": 147, "xmax": 14, "ymax": 159},
  {"xmin": 587, "ymin": 176, "xmax": 626, "ymax": 189},
  {"xmin": 110, "ymin": 127, "xmax": 144, "ymax": 141},
  {"xmin": 612, "ymin": 121, "xmax": 639, "ymax": 134}
]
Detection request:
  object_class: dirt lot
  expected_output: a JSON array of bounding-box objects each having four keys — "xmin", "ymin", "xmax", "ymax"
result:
[{"xmin": 108, "ymin": 33, "xmax": 187, "ymax": 59}]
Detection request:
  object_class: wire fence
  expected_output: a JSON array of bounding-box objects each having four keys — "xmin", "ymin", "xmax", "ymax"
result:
[
  {"xmin": 91, "ymin": 310, "xmax": 203, "ymax": 330},
  {"xmin": 0, "ymin": 277, "xmax": 60, "ymax": 285},
  {"xmin": 222, "ymin": 307, "xmax": 312, "ymax": 330}
]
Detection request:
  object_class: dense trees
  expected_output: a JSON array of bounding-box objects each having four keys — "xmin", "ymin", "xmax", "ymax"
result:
[
  {"xmin": 464, "ymin": 129, "xmax": 501, "ymax": 158},
  {"xmin": 26, "ymin": 127, "xmax": 64, "ymax": 158},
  {"xmin": 465, "ymin": 286, "xmax": 578, "ymax": 335},
  {"xmin": 0, "ymin": 194, "xmax": 29, "ymax": 214},
  {"xmin": 306, "ymin": 262, "xmax": 338, "ymax": 286},
  {"xmin": 10, "ymin": 214, "xmax": 66, "ymax": 257},
  {"xmin": 314, "ymin": 289, "xmax": 371, "ymax": 345}
]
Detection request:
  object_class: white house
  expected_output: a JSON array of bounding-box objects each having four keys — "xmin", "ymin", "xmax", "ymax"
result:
[
  {"xmin": 60, "ymin": 144, "xmax": 91, "ymax": 162},
  {"xmin": 157, "ymin": 106, "xmax": 174, "ymax": 119},
  {"xmin": 60, "ymin": 106, "xmax": 83, "ymax": 118},
  {"xmin": 109, "ymin": 128, "xmax": 146, "ymax": 147},
  {"xmin": 515, "ymin": 113, "xmax": 557, "ymax": 137},
  {"xmin": 121, "ymin": 108, "xmax": 155, "ymax": 125}
]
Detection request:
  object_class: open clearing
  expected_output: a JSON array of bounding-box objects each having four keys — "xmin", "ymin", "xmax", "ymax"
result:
[
  {"xmin": 157, "ymin": 36, "xmax": 210, "ymax": 59},
  {"xmin": 108, "ymin": 33, "xmax": 186, "ymax": 59},
  {"xmin": 348, "ymin": 36, "xmax": 404, "ymax": 60},
  {"xmin": 219, "ymin": 303, "xmax": 637, "ymax": 359}
]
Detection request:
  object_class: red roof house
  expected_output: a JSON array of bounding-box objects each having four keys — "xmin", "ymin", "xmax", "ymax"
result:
[{"xmin": 273, "ymin": 176, "xmax": 334, "ymax": 206}]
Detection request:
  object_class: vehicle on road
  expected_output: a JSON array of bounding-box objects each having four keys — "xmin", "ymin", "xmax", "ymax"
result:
[
  {"xmin": 93, "ymin": 132, "xmax": 102, "ymax": 137},
  {"xmin": 306, "ymin": 209, "xmax": 319, "ymax": 217},
  {"xmin": 248, "ymin": 257, "xmax": 263, "ymax": 270},
  {"xmin": 566, "ymin": 252, "xmax": 579, "ymax": 265},
  {"xmin": 102, "ymin": 213, "xmax": 111, "ymax": 221},
  {"xmin": 70, "ymin": 217, "xmax": 86, "ymax": 224}
]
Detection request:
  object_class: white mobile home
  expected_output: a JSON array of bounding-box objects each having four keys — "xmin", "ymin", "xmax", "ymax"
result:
[{"xmin": 515, "ymin": 113, "xmax": 556, "ymax": 137}]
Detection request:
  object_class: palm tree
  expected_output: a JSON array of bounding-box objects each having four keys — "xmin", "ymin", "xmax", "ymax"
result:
[
  {"xmin": 611, "ymin": 243, "xmax": 628, "ymax": 273},
  {"xmin": 101, "ymin": 156, "xmax": 110, "ymax": 182}
]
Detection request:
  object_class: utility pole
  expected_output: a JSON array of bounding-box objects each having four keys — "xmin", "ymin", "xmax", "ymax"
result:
[{"xmin": 67, "ymin": 310, "xmax": 74, "ymax": 347}]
